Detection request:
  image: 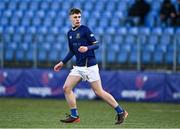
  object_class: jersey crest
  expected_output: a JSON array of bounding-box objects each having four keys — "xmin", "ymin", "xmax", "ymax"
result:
[{"xmin": 76, "ymin": 33, "xmax": 80, "ymax": 39}]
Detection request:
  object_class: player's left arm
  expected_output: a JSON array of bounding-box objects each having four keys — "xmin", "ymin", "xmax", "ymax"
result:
[
  {"xmin": 78, "ymin": 42, "xmax": 99, "ymax": 53},
  {"xmin": 87, "ymin": 41, "xmax": 99, "ymax": 50},
  {"xmin": 78, "ymin": 27, "xmax": 99, "ymax": 53}
]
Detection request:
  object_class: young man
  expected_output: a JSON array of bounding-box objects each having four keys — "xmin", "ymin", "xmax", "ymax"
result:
[{"xmin": 54, "ymin": 8, "xmax": 128, "ymax": 125}]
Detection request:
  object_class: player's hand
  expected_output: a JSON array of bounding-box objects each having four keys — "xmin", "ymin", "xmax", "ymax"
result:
[
  {"xmin": 54, "ymin": 61, "xmax": 64, "ymax": 72},
  {"xmin": 78, "ymin": 46, "xmax": 88, "ymax": 53}
]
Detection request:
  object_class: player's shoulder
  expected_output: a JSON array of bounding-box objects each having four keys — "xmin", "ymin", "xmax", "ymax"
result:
[
  {"xmin": 67, "ymin": 29, "xmax": 72, "ymax": 35},
  {"xmin": 80, "ymin": 25, "xmax": 90, "ymax": 30},
  {"xmin": 80, "ymin": 25, "xmax": 93, "ymax": 33}
]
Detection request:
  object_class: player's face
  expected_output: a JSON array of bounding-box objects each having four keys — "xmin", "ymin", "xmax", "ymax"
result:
[{"xmin": 70, "ymin": 13, "xmax": 81, "ymax": 27}]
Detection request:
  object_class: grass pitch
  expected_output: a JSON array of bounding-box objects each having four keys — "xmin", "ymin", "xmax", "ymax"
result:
[{"xmin": 0, "ymin": 98, "xmax": 180, "ymax": 128}]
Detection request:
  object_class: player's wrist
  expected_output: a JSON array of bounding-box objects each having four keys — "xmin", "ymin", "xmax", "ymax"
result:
[{"xmin": 59, "ymin": 61, "xmax": 64, "ymax": 65}]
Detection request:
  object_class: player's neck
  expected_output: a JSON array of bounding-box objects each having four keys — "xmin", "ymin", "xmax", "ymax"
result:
[{"xmin": 72, "ymin": 25, "xmax": 81, "ymax": 31}]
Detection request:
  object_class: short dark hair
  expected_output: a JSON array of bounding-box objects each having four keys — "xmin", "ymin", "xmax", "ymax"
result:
[{"xmin": 69, "ymin": 8, "xmax": 81, "ymax": 15}]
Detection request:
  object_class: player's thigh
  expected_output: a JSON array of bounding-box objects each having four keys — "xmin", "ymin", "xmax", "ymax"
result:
[
  {"xmin": 90, "ymin": 80, "xmax": 104, "ymax": 94},
  {"xmin": 63, "ymin": 75, "xmax": 81, "ymax": 90}
]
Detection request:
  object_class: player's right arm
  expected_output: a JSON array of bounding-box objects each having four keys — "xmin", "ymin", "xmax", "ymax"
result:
[
  {"xmin": 54, "ymin": 50, "xmax": 74, "ymax": 72},
  {"xmin": 54, "ymin": 32, "xmax": 74, "ymax": 72},
  {"xmin": 54, "ymin": 61, "xmax": 64, "ymax": 71}
]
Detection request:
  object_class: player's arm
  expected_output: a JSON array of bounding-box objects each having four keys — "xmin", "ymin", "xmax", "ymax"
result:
[
  {"xmin": 87, "ymin": 41, "xmax": 99, "ymax": 50},
  {"xmin": 54, "ymin": 50, "xmax": 74, "ymax": 72},
  {"xmin": 54, "ymin": 34, "xmax": 74, "ymax": 71},
  {"xmin": 78, "ymin": 42, "xmax": 99, "ymax": 53},
  {"xmin": 62, "ymin": 50, "xmax": 74, "ymax": 64},
  {"xmin": 78, "ymin": 27, "xmax": 99, "ymax": 53}
]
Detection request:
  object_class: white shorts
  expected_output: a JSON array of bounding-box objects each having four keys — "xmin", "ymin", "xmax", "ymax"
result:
[{"xmin": 69, "ymin": 65, "xmax": 100, "ymax": 83}]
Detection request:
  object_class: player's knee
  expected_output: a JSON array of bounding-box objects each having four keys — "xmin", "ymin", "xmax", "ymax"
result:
[
  {"xmin": 94, "ymin": 90, "xmax": 104, "ymax": 97},
  {"xmin": 63, "ymin": 85, "xmax": 71, "ymax": 94}
]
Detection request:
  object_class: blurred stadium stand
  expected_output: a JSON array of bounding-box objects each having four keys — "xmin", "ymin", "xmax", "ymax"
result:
[{"xmin": 0, "ymin": 0, "xmax": 180, "ymax": 71}]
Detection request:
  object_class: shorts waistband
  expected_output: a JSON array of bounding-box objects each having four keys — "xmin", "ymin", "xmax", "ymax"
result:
[{"xmin": 75, "ymin": 64, "xmax": 97, "ymax": 67}]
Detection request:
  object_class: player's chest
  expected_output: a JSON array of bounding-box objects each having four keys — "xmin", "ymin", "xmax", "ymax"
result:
[{"xmin": 69, "ymin": 32, "xmax": 86, "ymax": 43}]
